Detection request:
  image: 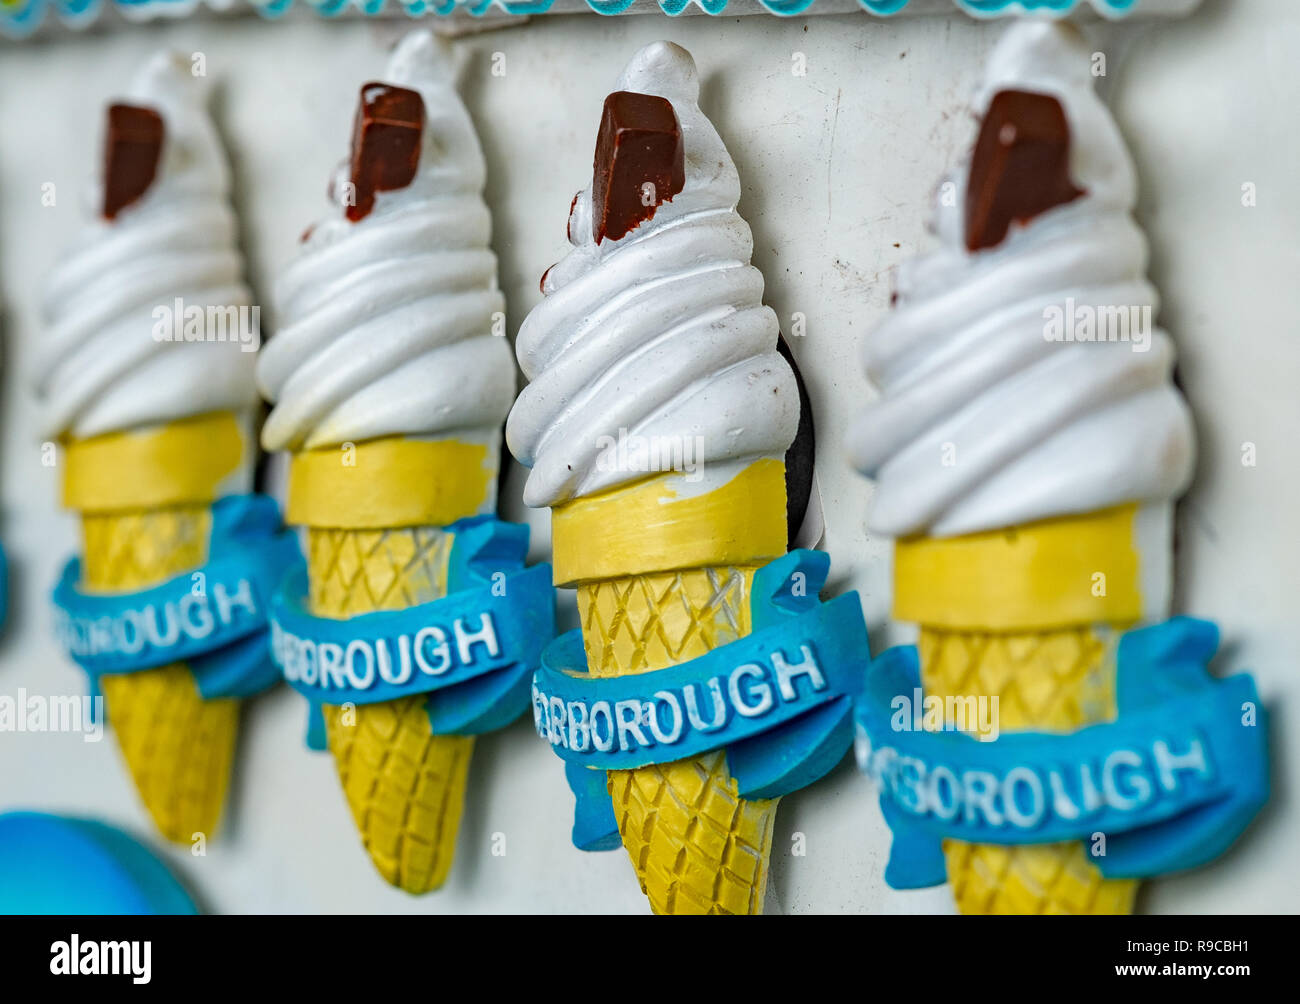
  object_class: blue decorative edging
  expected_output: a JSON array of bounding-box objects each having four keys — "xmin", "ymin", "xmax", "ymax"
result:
[{"xmin": 1, "ymin": 0, "xmax": 1184, "ymax": 41}]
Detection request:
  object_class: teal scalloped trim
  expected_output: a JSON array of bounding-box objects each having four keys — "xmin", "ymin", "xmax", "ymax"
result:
[{"xmin": 0, "ymin": 0, "xmax": 1180, "ymax": 40}]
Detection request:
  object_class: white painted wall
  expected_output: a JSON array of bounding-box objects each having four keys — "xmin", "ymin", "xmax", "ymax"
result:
[{"xmin": 0, "ymin": 0, "xmax": 1294, "ymax": 913}]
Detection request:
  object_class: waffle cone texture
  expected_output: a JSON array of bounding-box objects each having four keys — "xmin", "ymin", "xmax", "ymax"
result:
[
  {"xmin": 298, "ymin": 435, "xmax": 486, "ymax": 895},
  {"xmin": 899, "ymin": 505, "xmax": 1143, "ymax": 915},
  {"xmin": 559, "ymin": 463, "xmax": 790, "ymax": 915},
  {"xmin": 920, "ymin": 623, "xmax": 1136, "ymax": 914},
  {"xmin": 80, "ymin": 504, "xmax": 239, "ymax": 845},
  {"xmin": 578, "ymin": 567, "xmax": 778, "ymax": 915}
]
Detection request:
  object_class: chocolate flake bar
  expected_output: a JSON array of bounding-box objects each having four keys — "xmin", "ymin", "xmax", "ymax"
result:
[
  {"xmin": 347, "ymin": 83, "xmax": 425, "ymax": 223},
  {"xmin": 103, "ymin": 104, "xmax": 164, "ymax": 220},
  {"xmin": 965, "ymin": 89, "xmax": 1084, "ymax": 252},
  {"xmin": 592, "ymin": 91, "xmax": 685, "ymax": 243}
]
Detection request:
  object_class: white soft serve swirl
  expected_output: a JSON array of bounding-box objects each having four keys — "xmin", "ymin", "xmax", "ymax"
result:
[
  {"xmin": 35, "ymin": 51, "xmax": 258, "ymax": 441},
  {"xmin": 848, "ymin": 22, "xmax": 1195, "ymax": 539},
  {"xmin": 507, "ymin": 41, "xmax": 798, "ymax": 510},
  {"xmin": 257, "ymin": 32, "xmax": 514, "ymax": 453}
]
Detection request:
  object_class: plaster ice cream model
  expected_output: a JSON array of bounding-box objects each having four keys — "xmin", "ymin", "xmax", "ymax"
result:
[
  {"xmin": 256, "ymin": 32, "xmax": 516, "ymax": 894},
  {"xmin": 509, "ymin": 40, "xmax": 802, "ymax": 915},
  {"xmin": 34, "ymin": 52, "xmax": 261, "ymax": 843},
  {"xmin": 848, "ymin": 21, "xmax": 1196, "ymax": 914}
]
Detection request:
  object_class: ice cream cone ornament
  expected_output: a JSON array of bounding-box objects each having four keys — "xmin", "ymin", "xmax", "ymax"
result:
[
  {"xmin": 514, "ymin": 41, "xmax": 868, "ymax": 915},
  {"xmin": 36, "ymin": 52, "xmax": 301, "ymax": 845},
  {"xmin": 259, "ymin": 31, "xmax": 554, "ymax": 895},
  {"xmin": 850, "ymin": 21, "xmax": 1269, "ymax": 914}
]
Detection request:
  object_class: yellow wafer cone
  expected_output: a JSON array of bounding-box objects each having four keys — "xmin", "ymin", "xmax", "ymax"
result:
[
  {"xmin": 287, "ymin": 435, "xmax": 499, "ymax": 894},
  {"xmin": 894, "ymin": 504, "xmax": 1146, "ymax": 915},
  {"xmin": 307, "ymin": 524, "xmax": 473, "ymax": 894},
  {"xmin": 65, "ymin": 412, "xmax": 250, "ymax": 844},
  {"xmin": 554, "ymin": 460, "xmax": 789, "ymax": 915}
]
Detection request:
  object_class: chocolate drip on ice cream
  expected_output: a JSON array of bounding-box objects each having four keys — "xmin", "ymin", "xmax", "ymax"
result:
[
  {"xmin": 347, "ymin": 83, "xmax": 425, "ymax": 223},
  {"xmin": 964, "ymin": 89, "xmax": 1084, "ymax": 252},
  {"xmin": 103, "ymin": 104, "xmax": 163, "ymax": 220},
  {"xmin": 592, "ymin": 91, "xmax": 685, "ymax": 243}
]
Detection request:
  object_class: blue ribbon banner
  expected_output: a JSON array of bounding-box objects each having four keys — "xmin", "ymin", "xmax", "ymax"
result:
[
  {"xmin": 534, "ymin": 549, "xmax": 868, "ymax": 852},
  {"xmin": 271, "ymin": 517, "xmax": 555, "ymax": 748},
  {"xmin": 52, "ymin": 494, "xmax": 303, "ymax": 709},
  {"xmin": 854, "ymin": 617, "xmax": 1270, "ymax": 889}
]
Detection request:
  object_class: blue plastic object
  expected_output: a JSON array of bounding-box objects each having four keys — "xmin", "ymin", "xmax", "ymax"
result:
[{"xmin": 0, "ymin": 812, "xmax": 198, "ymax": 915}]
